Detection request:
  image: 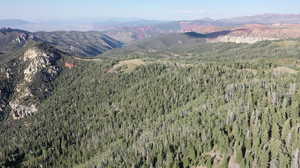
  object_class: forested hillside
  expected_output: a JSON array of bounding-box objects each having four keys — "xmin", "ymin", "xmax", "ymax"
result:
[
  {"xmin": 1, "ymin": 37, "xmax": 300, "ymax": 168},
  {"xmin": 35, "ymin": 31, "xmax": 123, "ymax": 57}
]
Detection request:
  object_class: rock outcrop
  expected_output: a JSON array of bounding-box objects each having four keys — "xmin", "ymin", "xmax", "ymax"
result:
[
  {"xmin": 0, "ymin": 28, "xmax": 35, "ymax": 54},
  {"xmin": 292, "ymin": 149, "xmax": 300, "ymax": 168},
  {"xmin": 0, "ymin": 43, "xmax": 63, "ymax": 120},
  {"xmin": 22, "ymin": 48, "xmax": 60, "ymax": 82},
  {"xmin": 0, "ymin": 89, "xmax": 6, "ymax": 113}
]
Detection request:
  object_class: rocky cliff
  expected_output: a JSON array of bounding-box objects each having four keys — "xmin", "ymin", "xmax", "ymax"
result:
[
  {"xmin": 0, "ymin": 28, "xmax": 35, "ymax": 54},
  {"xmin": 0, "ymin": 42, "xmax": 64, "ymax": 120}
]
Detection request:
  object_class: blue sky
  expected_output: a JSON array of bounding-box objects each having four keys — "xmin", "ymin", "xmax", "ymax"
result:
[{"xmin": 1, "ymin": 0, "xmax": 300, "ymax": 21}]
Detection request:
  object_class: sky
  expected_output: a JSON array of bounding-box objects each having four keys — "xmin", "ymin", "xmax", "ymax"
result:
[{"xmin": 1, "ymin": 0, "xmax": 300, "ymax": 21}]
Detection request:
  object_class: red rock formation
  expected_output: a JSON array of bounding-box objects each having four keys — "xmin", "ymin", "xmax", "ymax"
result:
[{"xmin": 65, "ymin": 62, "xmax": 76, "ymax": 69}]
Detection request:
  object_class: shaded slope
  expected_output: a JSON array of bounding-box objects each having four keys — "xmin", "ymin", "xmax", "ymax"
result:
[
  {"xmin": 35, "ymin": 31, "xmax": 123, "ymax": 57},
  {"xmin": 0, "ymin": 28, "xmax": 35, "ymax": 55}
]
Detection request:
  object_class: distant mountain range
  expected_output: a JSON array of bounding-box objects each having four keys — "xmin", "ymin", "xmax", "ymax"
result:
[
  {"xmin": 220, "ymin": 13, "xmax": 300, "ymax": 25},
  {"xmin": 0, "ymin": 28, "xmax": 123, "ymax": 60},
  {"xmin": 2, "ymin": 14, "xmax": 300, "ymax": 32},
  {"xmin": 0, "ymin": 18, "xmax": 164, "ymax": 32},
  {"xmin": 105, "ymin": 17, "xmax": 300, "ymax": 43},
  {"xmin": 3, "ymin": 13, "xmax": 300, "ymax": 50},
  {"xmin": 0, "ymin": 19, "xmax": 32, "ymax": 27}
]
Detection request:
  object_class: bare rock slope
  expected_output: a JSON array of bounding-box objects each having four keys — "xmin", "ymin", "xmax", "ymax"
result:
[{"xmin": 0, "ymin": 42, "xmax": 64, "ymax": 120}]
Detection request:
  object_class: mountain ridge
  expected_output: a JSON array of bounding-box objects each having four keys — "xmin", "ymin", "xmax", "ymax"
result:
[
  {"xmin": 0, "ymin": 28, "xmax": 123, "ymax": 60},
  {"xmin": 3, "ymin": 13, "xmax": 300, "ymax": 32}
]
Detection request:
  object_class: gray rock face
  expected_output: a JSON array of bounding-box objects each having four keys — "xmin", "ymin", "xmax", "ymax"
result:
[
  {"xmin": 0, "ymin": 67, "xmax": 10, "ymax": 79},
  {"xmin": 292, "ymin": 149, "xmax": 300, "ymax": 168},
  {"xmin": 0, "ymin": 28, "xmax": 35, "ymax": 54},
  {"xmin": 9, "ymin": 102, "xmax": 38, "ymax": 119},
  {"xmin": 8, "ymin": 46, "xmax": 62, "ymax": 119},
  {"xmin": 0, "ymin": 89, "xmax": 5, "ymax": 112},
  {"xmin": 15, "ymin": 32, "xmax": 34, "ymax": 44},
  {"xmin": 23, "ymin": 48, "xmax": 59, "ymax": 82}
]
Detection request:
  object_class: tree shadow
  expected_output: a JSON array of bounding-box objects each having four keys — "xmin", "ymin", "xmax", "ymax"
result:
[{"xmin": 184, "ymin": 29, "xmax": 248, "ymax": 39}]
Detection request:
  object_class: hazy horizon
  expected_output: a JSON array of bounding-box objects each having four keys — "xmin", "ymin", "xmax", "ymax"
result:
[
  {"xmin": 1, "ymin": 0, "xmax": 300, "ymax": 21},
  {"xmin": 2, "ymin": 13, "xmax": 300, "ymax": 24}
]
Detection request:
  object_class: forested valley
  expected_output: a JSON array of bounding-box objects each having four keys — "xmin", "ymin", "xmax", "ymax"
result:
[{"xmin": 1, "ymin": 37, "xmax": 300, "ymax": 168}]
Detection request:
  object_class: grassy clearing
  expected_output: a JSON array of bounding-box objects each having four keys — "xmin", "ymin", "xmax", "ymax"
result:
[{"xmin": 108, "ymin": 59, "xmax": 146, "ymax": 73}]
